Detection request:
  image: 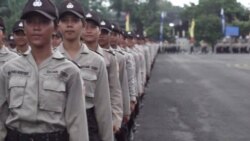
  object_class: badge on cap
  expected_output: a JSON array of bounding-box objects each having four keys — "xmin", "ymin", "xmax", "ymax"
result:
[
  {"xmin": 100, "ymin": 21, "xmax": 106, "ymax": 26},
  {"xmin": 111, "ymin": 25, "xmax": 115, "ymax": 29},
  {"xmin": 10, "ymin": 36, "xmax": 14, "ymax": 40},
  {"xmin": 18, "ymin": 22, "xmax": 23, "ymax": 27},
  {"xmin": 86, "ymin": 13, "xmax": 92, "ymax": 18},
  {"xmin": 66, "ymin": 2, "xmax": 74, "ymax": 9},
  {"xmin": 33, "ymin": 0, "xmax": 42, "ymax": 7}
]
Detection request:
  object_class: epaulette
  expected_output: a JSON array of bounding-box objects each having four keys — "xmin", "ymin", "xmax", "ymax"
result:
[
  {"xmin": 94, "ymin": 51, "xmax": 104, "ymax": 57},
  {"xmin": 67, "ymin": 59, "xmax": 81, "ymax": 68},
  {"xmin": 104, "ymin": 49, "xmax": 116, "ymax": 56},
  {"xmin": 117, "ymin": 50, "xmax": 125, "ymax": 55}
]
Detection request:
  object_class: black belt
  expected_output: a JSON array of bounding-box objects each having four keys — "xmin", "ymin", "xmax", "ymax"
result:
[{"xmin": 6, "ymin": 128, "xmax": 69, "ymax": 141}]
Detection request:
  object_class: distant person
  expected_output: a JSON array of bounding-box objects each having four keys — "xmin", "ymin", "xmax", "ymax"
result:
[
  {"xmin": 0, "ymin": 17, "xmax": 18, "ymax": 67},
  {"xmin": 52, "ymin": 31, "xmax": 62, "ymax": 49},
  {"xmin": 12, "ymin": 20, "xmax": 31, "ymax": 54}
]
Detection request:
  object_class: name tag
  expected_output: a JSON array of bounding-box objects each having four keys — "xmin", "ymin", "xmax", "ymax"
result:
[{"xmin": 8, "ymin": 70, "xmax": 30, "ymax": 76}]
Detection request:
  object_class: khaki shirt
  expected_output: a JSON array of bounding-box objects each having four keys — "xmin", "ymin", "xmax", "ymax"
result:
[
  {"xmin": 96, "ymin": 46, "xmax": 123, "ymax": 127},
  {"xmin": 0, "ymin": 51, "xmax": 89, "ymax": 141},
  {"xmin": 0, "ymin": 46, "xmax": 18, "ymax": 67},
  {"xmin": 58, "ymin": 43, "xmax": 113, "ymax": 141}
]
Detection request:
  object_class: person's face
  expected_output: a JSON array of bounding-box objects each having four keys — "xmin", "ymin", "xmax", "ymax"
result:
[
  {"xmin": 24, "ymin": 13, "xmax": 55, "ymax": 48},
  {"xmin": 82, "ymin": 20, "xmax": 100, "ymax": 43},
  {"xmin": 120, "ymin": 36, "xmax": 127, "ymax": 47},
  {"xmin": 13, "ymin": 30, "xmax": 28, "ymax": 47},
  {"xmin": 110, "ymin": 32, "xmax": 119, "ymax": 46},
  {"xmin": 127, "ymin": 38, "xmax": 134, "ymax": 47},
  {"xmin": 98, "ymin": 28, "xmax": 110, "ymax": 47},
  {"xmin": 52, "ymin": 34, "xmax": 62, "ymax": 48},
  {"xmin": 58, "ymin": 13, "xmax": 83, "ymax": 41}
]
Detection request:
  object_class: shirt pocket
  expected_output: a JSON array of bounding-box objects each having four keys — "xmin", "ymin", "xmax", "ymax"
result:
[
  {"xmin": 39, "ymin": 79, "xmax": 66, "ymax": 113},
  {"xmin": 8, "ymin": 77, "xmax": 27, "ymax": 108},
  {"xmin": 80, "ymin": 69, "xmax": 97, "ymax": 98}
]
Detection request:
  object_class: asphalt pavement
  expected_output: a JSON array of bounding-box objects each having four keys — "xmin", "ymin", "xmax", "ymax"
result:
[{"xmin": 135, "ymin": 53, "xmax": 250, "ymax": 141}]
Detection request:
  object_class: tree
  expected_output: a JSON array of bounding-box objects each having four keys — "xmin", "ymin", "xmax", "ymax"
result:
[
  {"xmin": 195, "ymin": 14, "xmax": 221, "ymax": 45},
  {"xmin": 181, "ymin": 0, "xmax": 250, "ymax": 45},
  {"xmin": 0, "ymin": 0, "xmax": 26, "ymax": 34}
]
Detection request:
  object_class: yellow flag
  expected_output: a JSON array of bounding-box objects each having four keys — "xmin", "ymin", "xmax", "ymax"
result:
[
  {"xmin": 189, "ymin": 18, "xmax": 195, "ymax": 38},
  {"xmin": 125, "ymin": 13, "xmax": 130, "ymax": 31}
]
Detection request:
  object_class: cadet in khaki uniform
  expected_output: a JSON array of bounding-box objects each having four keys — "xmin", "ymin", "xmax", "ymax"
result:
[
  {"xmin": 81, "ymin": 12, "xmax": 123, "ymax": 134},
  {"xmin": 126, "ymin": 32, "xmax": 143, "ymax": 99},
  {"xmin": 12, "ymin": 20, "xmax": 31, "ymax": 55},
  {"xmin": 57, "ymin": 2, "xmax": 113, "ymax": 141},
  {"xmin": 109, "ymin": 23, "xmax": 131, "ymax": 121},
  {"xmin": 122, "ymin": 31, "xmax": 140, "ymax": 140},
  {"xmin": 134, "ymin": 34, "xmax": 147, "ymax": 94},
  {"xmin": 98, "ymin": 19, "xmax": 125, "ymax": 133},
  {"xmin": 0, "ymin": 18, "xmax": 18, "ymax": 67},
  {"xmin": 119, "ymin": 31, "xmax": 137, "ymax": 109},
  {"xmin": 136, "ymin": 35, "xmax": 151, "ymax": 85},
  {"xmin": 115, "ymin": 30, "xmax": 138, "ymax": 141},
  {"xmin": 0, "ymin": 0, "xmax": 89, "ymax": 141}
]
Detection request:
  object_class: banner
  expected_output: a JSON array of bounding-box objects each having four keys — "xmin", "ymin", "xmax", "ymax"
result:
[
  {"xmin": 125, "ymin": 13, "xmax": 130, "ymax": 31},
  {"xmin": 220, "ymin": 8, "xmax": 226, "ymax": 34},
  {"xmin": 189, "ymin": 18, "xmax": 195, "ymax": 38}
]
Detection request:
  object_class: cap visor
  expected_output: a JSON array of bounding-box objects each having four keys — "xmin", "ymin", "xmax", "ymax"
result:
[
  {"xmin": 21, "ymin": 10, "xmax": 55, "ymax": 20},
  {"xmin": 59, "ymin": 11, "xmax": 83, "ymax": 19},
  {"xmin": 100, "ymin": 27, "xmax": 111, "ymax": 32},
  {"xmin": 13, "ymin": 28, "xmax": 24, "ymax": 33},
  {"xmin": 86, "ymin": 19, "xmax": 100, "ymax": 26}
]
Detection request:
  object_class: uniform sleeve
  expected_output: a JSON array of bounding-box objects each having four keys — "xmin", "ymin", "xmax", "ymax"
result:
[
  {"xmin": 126, "ymin": 55, "xmax": 137, "ymax": 102},
  {"xmin": 141, "ymin": 50, "xmax": 147, "ymax": 87},
  {"xmin": 109, "ymin": 56, "xmax": 124, "ymax": 126},
  {"xmin": 0, "ymin": 67, "xmax": 8, "ymax": 140},
  {"xmin": 65, "ymin": 68, "xmax": 89, "ymax": 141},
  {"xmin": 135, "ymin": 54, "xmax": 143, "ymax": 95},
  {"xmin": 94, "ymin": 60, "xmax": 114, "ymax": 141},
  {"xmin": 146, "ymin": 47, "xmax": 151, "ymax": 77},
  {"xmin": 139, "ymin": 52, "xmax": 146, "ymax": 93},
  {"xmin": 119, "ymin": 56, "xmax": 130, "ymax": 117}
]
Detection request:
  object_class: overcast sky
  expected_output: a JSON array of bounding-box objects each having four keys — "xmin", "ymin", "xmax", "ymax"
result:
[{"xmin": 168, "ymin": 0, "xmax": 250, "ymax": 8}]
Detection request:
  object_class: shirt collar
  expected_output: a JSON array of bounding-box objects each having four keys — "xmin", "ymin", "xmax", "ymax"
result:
[
  {"xmin": 0, "ymin": 46, "xmax": 10, "ymax": 55},
  {"xmin": 58, "ymin": 42, "xmax": 90, "ymax": 54},
  {"xmin": 23, "ymin": 46, "xmax": 64, "ymax": 60},
  {"xmin": 96, "ymin": 45, "xmax": 105, "ymax": 57},
  {"xmin": 52, "ymin": 50, "xmax": 65, "ymax": 60}
]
